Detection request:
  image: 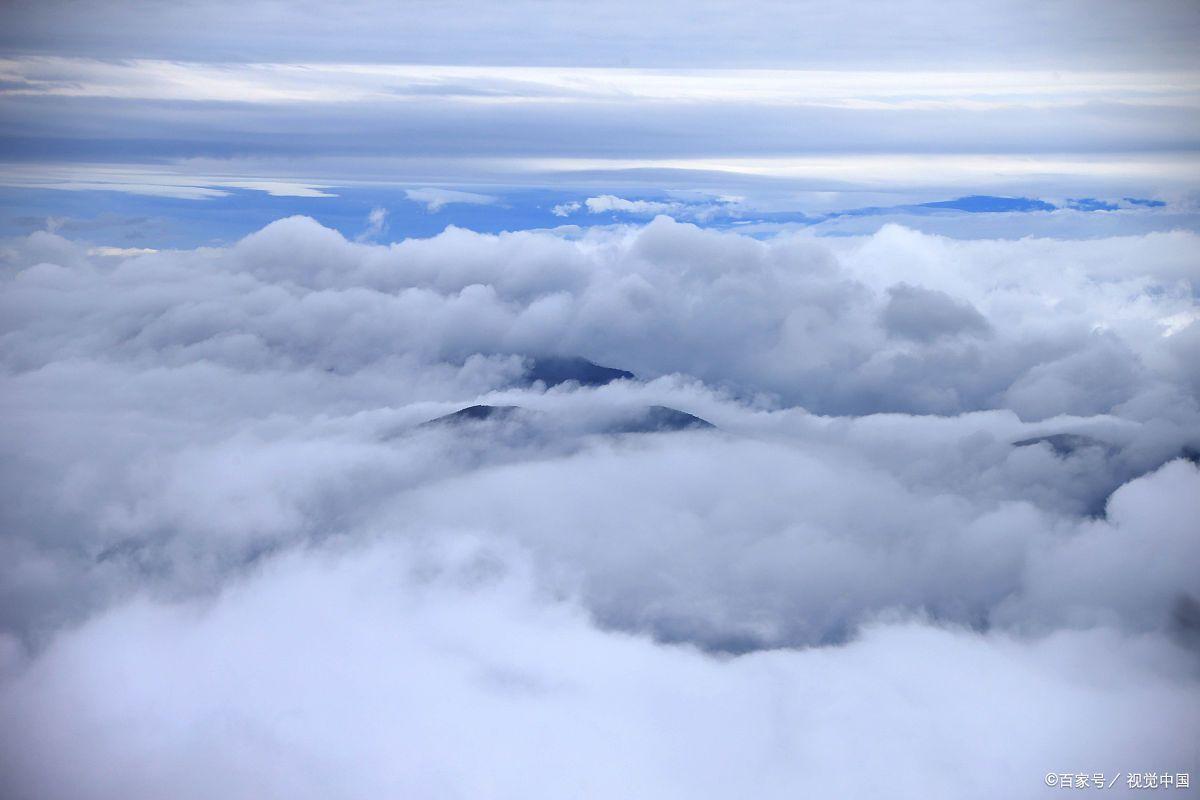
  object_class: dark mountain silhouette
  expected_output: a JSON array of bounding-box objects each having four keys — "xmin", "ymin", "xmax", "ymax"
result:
[
  {"xmin": 605, "ymin": 405, "xmax": 715, "ymax": 433},
  {"xmin": 418, "ymin": 403, "xmax": 714, "ymax": 433},
  {"xmin": 419, "ymin": 404, "xmax": 523, "ymax": 427},
  {"xmin": 1012, "ymin": 433, "xmax": 1110, "ymax": 457},
  {"xmin": 522, "ymin": 356, "xmax": 635, "ymax": 387}
]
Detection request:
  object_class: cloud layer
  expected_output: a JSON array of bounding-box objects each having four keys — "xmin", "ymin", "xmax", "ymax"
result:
[
  {"xmin": 2, "ymin": 55, "xmax": 1197, "ymax": 203},
  {"xmin": 0, "ymin": 217, "xmax": 1197, "ymax": 797},
  {"xmin": 5, "ymin": 1, "xmax": 1199, "ymax": 69}
]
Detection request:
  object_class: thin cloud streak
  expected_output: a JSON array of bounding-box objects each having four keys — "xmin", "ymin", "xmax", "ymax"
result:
[
  {"xmin": 3, "ymin": 154, "xmax": 1198, "ymax": 201},
  {"xmin": 3, "ymin": 58, "xmax": 1197, "ymax": 108}
]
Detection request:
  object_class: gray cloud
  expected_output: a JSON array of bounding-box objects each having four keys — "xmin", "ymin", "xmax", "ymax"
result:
[
  {"xmin": 3, "ymin": 1, "xmax": 1198, "ymax": 69},
  {"xmin": 0, "ymin": 55, "xmax": 1196, "ymax": 204},
  {"xmin": 882, "ymin": 283, "xmax": 991, "ymax": 342},
  {"xmin": 2, "ymin": 93, "xmax": 1196, "ymax": 165}
]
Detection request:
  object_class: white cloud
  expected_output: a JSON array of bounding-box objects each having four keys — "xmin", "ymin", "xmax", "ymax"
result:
[
  {"xmin": 551, "ymin": 201, "xmax": 580, "ymax": 217},
  {"xmin": 581, "ymin": 195, "xmax": 744, "ymax": 221},
  {"xmin": 1, "ymin": 535, "xmax": 1194, "ymax": 800},
  {"xmin": 0, "ymin": 216, "xmax": 1197, "ymax": 796},
  {"xmin": 584, "ymin": 195, "xmax": 679, "ymax": 215},
  {"xmin": 356, "ymin": 206, "xmax": 388, "ymax": 241},
  {"xmin": 405, "ymin": 187, "xmax": 498, "ymax": 212},
  {"xmin": 0, "ymin": 163, "xmax": 336, "ymax": 199},
  {"xmin": 214, "ymin": 180, "xmax": 336, "ymax": 198},
  {"xmin": 530, "ymin": 154, "xmax": 1200, "ymax": 191},
  {"xmin": 4, "ymin": 58, "xmax": 1197, "ymax": 110},
  {"xmin": 85, "ymin": 246, "xmax": 158, "ymax": 257}
]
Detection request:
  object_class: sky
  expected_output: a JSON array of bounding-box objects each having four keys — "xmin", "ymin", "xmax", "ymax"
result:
[
  {"xmin": 1, "ymin": 2, "xmax": 1199, "ymax": 799},
  {"xmin": 1, "ymin": 0, "xmax": 1199, "ymax": 244}
]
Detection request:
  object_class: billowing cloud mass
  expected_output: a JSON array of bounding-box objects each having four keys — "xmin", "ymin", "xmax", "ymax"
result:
[{"xmin": 0, "ymin": 216, "xmax": 1198, "ymax": 798}]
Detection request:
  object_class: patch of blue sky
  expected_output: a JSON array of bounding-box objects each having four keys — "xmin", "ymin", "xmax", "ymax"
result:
[
  {"xmin": 1066, "ymin": 198, "xmax": 1121, "ymax": 211},
  {"xmin": 919, "ymin": 196, "xmax": 1058, "ymax": 213},
  {"xmin": 1124, "ymin": 197, "xmax": 1168, "ymax": 207}
]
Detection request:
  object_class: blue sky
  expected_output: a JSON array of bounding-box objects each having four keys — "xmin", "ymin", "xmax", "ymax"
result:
[{"xmin": 1, "ymin": 0, "xmax": 1199, "ymax": 247}]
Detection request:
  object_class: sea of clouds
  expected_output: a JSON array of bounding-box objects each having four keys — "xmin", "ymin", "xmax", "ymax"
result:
[{"xmin": 0, "ymin": 215, "xmax": 1197, "ymax": 798}]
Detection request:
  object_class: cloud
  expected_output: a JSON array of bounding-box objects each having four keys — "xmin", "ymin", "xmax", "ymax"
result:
[
  {"xmin": 3, "ymin": 3, "xmax": 1199, "ymax": 70},
  {"xmin": 0, "ymin": 163, "xmax": 335, "ymax": 200},
  {"xmin": 580, "ymin": 195, "xmax": 746, "ymax": 222},
  {"xmin": 355, "ymin": 207, "xmax": 388, "ymax": 241},
  {"xmin": 0, "ymin": 216, "xmax": 1197, "ymax": 796},
  {"xmin": 3, "ymin": 56, "xmax": 1197, "ymax": 206},
  {"xmin": 584, "ymin": 195, "xmax": 680, "ymax": 215},
  {"xmin": 882, "ymin": 282, "xmax": 991, "ymax": 342},
  {"xmin": 1, "ymin": 535, "xmax": 1195, "ymax": 800},
  {"xmin": 405, "ymin": 187, "xmax": 498, "ymax": 212},
  {"xmin": 84, "ymin": 246, "xmax": 158, "ymax": 257},
  {"xmin": 2, "ymin": 214, "xmax": 1196, "ymax": 420},
  {"xmin": 6, "ymin": 58, "xmax": 1199, "ymax": 108},
  {"xmin": 551, "ymin": 201, "xmax": 580, "ymax": 217}
]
